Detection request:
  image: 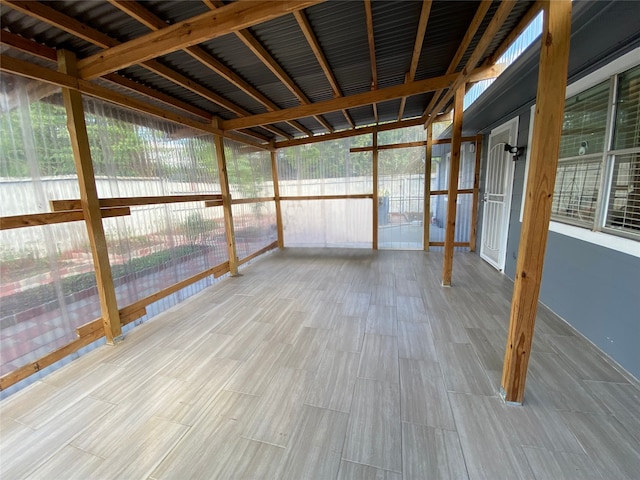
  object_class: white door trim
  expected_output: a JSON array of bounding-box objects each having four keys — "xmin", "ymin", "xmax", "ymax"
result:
[{"xmin": 480, "ymin": 117, "xmax": 518, "ymax": 271}]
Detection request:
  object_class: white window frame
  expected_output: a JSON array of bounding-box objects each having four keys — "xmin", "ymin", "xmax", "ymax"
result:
[{"xmin": 520, "ymin": 47, "xmax": 640, "ymax": 259}]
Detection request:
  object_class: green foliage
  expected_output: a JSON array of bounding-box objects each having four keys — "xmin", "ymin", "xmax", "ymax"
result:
[
  {"xmin": 180, "ymin": 212, "xmax": 218, "ymax": 245},
  {"xmin": 0, "ymin": 245, "xmax": 205, "ymax": 317}
]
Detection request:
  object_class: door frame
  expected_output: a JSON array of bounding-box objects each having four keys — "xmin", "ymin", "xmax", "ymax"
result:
[{"xmin": 480, "ymin": 117, "xmax": 518, "ymax": 271}]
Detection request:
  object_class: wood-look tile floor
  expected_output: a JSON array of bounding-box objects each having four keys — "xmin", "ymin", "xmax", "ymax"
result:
[{"xmin": 1, "ymin": 248, "xmax": 639, "ymax": 479}]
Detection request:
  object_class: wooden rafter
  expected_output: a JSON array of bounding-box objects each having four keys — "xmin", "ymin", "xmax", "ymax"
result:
[
  {"xmin": 484, "ymin": 0, "xmax": 544, "ymax": 67},
  {"xmin": 397, "ymin": 0, "xmax": 432, "ymax": 121},
  {"xmin": 107, "ymin": 0, "xmax": 308, "ymax": 139},
  {"xmin": 294, "ymin": 10, "xmax": 355, "ymax": 129},
  {"xmin": 1, "ymin": 0, "xmax": 287, "ymax": 142},
  {"xmin": 0, "ymin": 54, "xmax": 274, "ymax": 151},
  {"xmin": 422, "ymin": 0, "xmax": 492, "ymax": 121},
  {"xmin": 425, "ymin": 0, "xmax": 515, "ymax": 126},
  {"xmin": 224, "ymin": 65, "xmax": 499, "ymax": 131},
  {"xmin": 276, "ymin": 117, "xmax": 425, "ymax": 148},
  {"xmin": 202, "ymin": 0, "xmax": 333, "ymax": 133},
  {"xmin": 75, "ymin": 0, "xmax": 324, "ymax": 79},
  {"xmin": 363, "ymin": 0, "xmax": 378, "ymax": 123},
  {"xmin": 234, "ymin": 29, "xmax": 333, "ymax": 134}
]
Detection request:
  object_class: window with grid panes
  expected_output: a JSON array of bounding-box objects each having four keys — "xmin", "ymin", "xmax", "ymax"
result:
[
  {"xmin": 606, "ymin": 66, "xmax": 640, "ymax": 235},
  {"xmin": 551, "ymin": 65, "xmax": 640, "ymax": 239}
]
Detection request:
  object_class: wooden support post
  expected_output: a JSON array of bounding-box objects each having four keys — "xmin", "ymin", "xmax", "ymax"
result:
[
  {"xmin": 441, "ymin": 84, "xmax": 465, "ymax": 286},
  {"xmin": 270, "ymin": 146, "xmax": 284, "ymax": 248},
  {"xmin": 423, "ymin": 124, "xmax": 433, "ymax": 251},
  {"xmin": 57, "ymin": 50, "xmax": 122, "ymax": 344},
  {"xmin": 470, "ymin": 134, "xmax": 482, "ymax": 252},
  {"xmin": 372, "ymin": 130, "xmax": 379, "ymax": 250},
  {"xmin": 213, "ymin": 122, "xmax": 239, "ymax": 275},
  {"xmin": 501, "ymin": 0, "xmax": 572, "ymax": 404}
]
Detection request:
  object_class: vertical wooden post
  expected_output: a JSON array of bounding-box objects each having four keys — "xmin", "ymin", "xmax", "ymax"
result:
[
  {"xmin": 58, "ymin": 50, "xmax": 122, "ymax": 344},
  {"xmin": 372, "ymin": 129, "xmax": 379, "ymax": 250},
  {"xmin": 469, "ymin": 134, "xmax": 482, "ymax": 252},
  {"xmin": 270, "ymin": 145, "xmax": 284, "ymax": 249},
  {"xmin": 501, "ymin": 0, "xmax": 572, "ymax": 404},
  {"xmin": 423, "ymin": 124, "xmax": 433, "ymax": 251},
  {"xmin": 441, "ymin": 84, "xmax": 465, "ymax": 286},
  {"xmin": 212, "ymin": 123, "xmax": 239, "ymax": 275}
]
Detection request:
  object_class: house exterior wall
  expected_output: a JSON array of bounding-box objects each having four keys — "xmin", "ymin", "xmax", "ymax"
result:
[{"xmin": 478, "ymin": 110, "xmax": 640, "ymax": 380}]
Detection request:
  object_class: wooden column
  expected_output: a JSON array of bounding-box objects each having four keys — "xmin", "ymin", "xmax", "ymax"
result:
[
  {"xmin": 270, "ymin": 146, "xmax": 284, "ymax": 248},
  {"xmin": 469, "ymin": 134, "xmax": 482, "ymax": 252},
  {"xmin": 372, "ymin": 130, "xmax": 379, "ymax": 250},
  {"xmin": 423, "ymin": 124, "xmax": 433, "ymax": 251},
  {"xmin": 58, "ymin": 50, "xmax": 122, "ymax": 344},
  {"xmin": 441, "ymin": 84, "xmax": 465, "ymax": 286},
  {"xmin": 501, "ymin": 0, "xmax": 572, "ymax": 404},
  {"xmin": 213, "ymin": 123, "xmax": 239, "ymax": 275}
]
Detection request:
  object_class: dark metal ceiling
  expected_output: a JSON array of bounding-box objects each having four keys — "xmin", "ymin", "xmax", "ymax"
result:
[{"xmin": 0, "ymin": 0, "xmax": 539, "ymax": 144}]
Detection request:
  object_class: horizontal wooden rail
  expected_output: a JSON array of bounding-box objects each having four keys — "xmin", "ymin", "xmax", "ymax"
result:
[
  {"xmin": 429, "ymin": 241, "xmax": 469, "ymax": 247},
  {"xmin": 280, "ymin": 194, "xmax": 373, "ymax": 201},
  {"xmin": 349, "ymin": 136, "xmax": 477, "ymax": 153},
  {"xmin": 50, "ymin": 194, "xmax": 222, "ymax": 211},
  {"xmin": 431, "ymin": 188, "xmax": 474, "ymax": 196},
  {"xmin": 0, "ymin": 207, "xmax": 131, "ymax": 230},
  {"xmin": 0, "ymin": 327, "xmax": 103, "ymax": 391},
  {"xmin": 75, "ymin": 306, "xmax": 148, "ymax": 339},
  {"xmin": 204, "ymin": 200, "xmax": 225, "ymax": 208},
  {"xmin": 118, "ymin": 260, "xmax": 230, "ymax": 319},
  {"xmin": 230, "ymin": 196, "xmax": 276, "ymax": 205},
  {"xmin": 238, "ymin": 241, "xmax": 278, "ymax": 266},
  {"xmin": 0, "ymin": 257, "xmax": 232, "ymax": 391}
]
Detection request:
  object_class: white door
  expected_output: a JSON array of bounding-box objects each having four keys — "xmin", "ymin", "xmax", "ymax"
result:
[{"xmin": 480, "ymin": 118, "xmax": 518, "ymax": 270}]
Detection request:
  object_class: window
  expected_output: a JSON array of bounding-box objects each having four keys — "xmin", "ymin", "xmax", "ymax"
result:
[{"xmin": 552, "ymin": 65, "xmax": 640, "ymax": 239}]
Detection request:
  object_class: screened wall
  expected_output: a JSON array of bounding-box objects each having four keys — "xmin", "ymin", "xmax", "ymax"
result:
[
  {"xmin": 0, "ymin": 74, "xmax": 233, "ymax": 395},
  {"xmin": 0, "ymin": 74, "xmax": 103, "ymax": 381},
  {"xmin": 0, "ymin": 75, "xmax": 479, "ymax": 394},
  {"xmin": 429, "ymin": 141, "xmax": 477, "ymax": 248},
  {"xmin": 83, "ymin": 97, "xmax": 228, "ymax": 311},
  {"xmin": 224, "ymin": 139, "xmax": 278, "ymax": 259},
  {"xmin": 278, "ymin": 135, "xmax": 373, "ymax": 247}
]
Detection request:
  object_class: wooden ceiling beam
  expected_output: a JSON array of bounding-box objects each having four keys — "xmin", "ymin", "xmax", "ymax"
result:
[
  {"xmin": 108, "ymin": 0, "xmax": 302, "ymax": 139},
  {"xmin": 76, "ymin": 0, "xmax": 325, "ymax": 80},
  {"xmin": 425, "ymin": 0, "xmax": 515, "ymax": 127},
  {"xmin": 398, "ymin": 0, "xmax": 433, "ymax": 121},
  {"xmin": 0, "ymin": 29, "xmax": 214, "ymax": 122},
  {"xmin": 275, "ymin": 117, "xmax": 426, "ymax": 149},
  {"xmin": 234, "ymin": 29, "xmax": 333, "ymax": 133},
  {"xmin": 3, "ymin": 0, "xmax": 294, "ymax": 140},
  {"xmin": 2, "ymin": 2, "xmax": 248, "ymax": 117},
  {"xmin": 363, "ymin": 0, "xmax": 378, "ymax": 124},
  {"xmin": 224, "ymin": 66, "xmax": 497, "ymax": 131},
  {"xmin": 422, "ymin": 0, "xmax": 491, "ymax": 120},
  {"xmin": 203, "ymin": 0, "xmax": 333, "ymax": 134},
  {"xmin": 0, "ymin": 29, "xmax": 57, "ymax": 62},
  {"xmin": 0, "ymin": 54, "xmax": 272, "ymax": 150},
  {"xmin": 293, "ymin": 10, "xmax": 354, "ymax": 131}
]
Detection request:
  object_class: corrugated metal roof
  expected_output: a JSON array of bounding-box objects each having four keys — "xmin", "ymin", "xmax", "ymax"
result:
[{"xmin": 0, "ymin": 0, "xmax": 542, "ymax": 142}]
